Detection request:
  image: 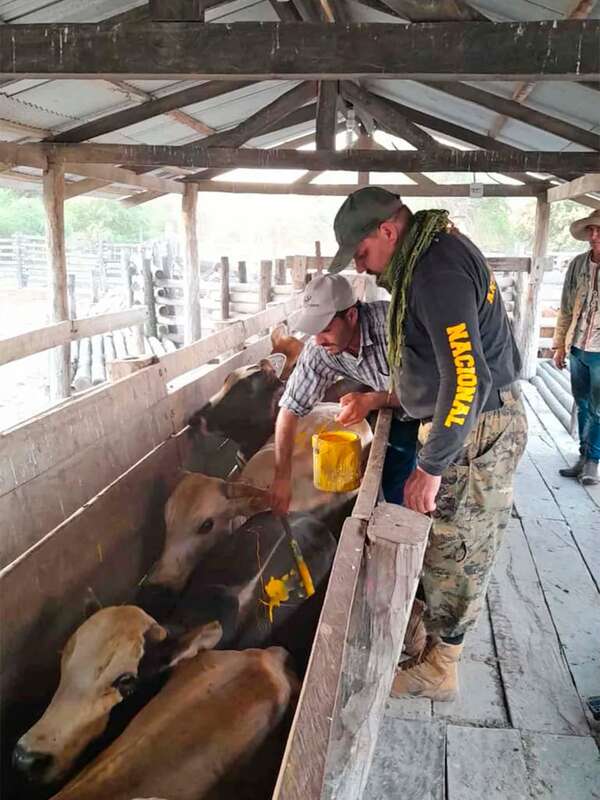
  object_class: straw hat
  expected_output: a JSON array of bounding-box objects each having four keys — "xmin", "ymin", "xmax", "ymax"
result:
[{"xmin": 570, "ymin": 210, "xmax": 600, "ymax": 241}]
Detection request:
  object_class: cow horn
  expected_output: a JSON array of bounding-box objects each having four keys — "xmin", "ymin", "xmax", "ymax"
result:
[{"xmin": 222, "ymin": 480, "xmax": 268, "ymax": 500}]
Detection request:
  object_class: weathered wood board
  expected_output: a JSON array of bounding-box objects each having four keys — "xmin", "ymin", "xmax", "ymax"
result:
[
  {"xmin": 487, "ymin": 519, "xmax": 589, "ymax": 736},
  {"xmin": 0, "ymin": 437, "xmax": 181, "ymax": 744},
  {"xmin": 521, "ymin": 733, "xmax": 600, "ymax": 799},
  {"xmin": 446, "ymin": 726, "xmax": 529, "ymax": 800},
  {"xmin": 364, "ymin": 718, "xmax": 446, "ymax": 800}
]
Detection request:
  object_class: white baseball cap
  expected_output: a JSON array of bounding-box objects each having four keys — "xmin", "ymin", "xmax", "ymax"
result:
[{"xmin": 295, "ymin": 274, "xmax": 356, "ymax": 335}]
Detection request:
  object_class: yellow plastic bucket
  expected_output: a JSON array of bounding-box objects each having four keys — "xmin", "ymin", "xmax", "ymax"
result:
[{"xmin": 312, "ymin": 430, "xmax": 362, "ymax": 493}]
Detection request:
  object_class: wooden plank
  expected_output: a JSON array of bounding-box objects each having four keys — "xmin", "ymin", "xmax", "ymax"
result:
[
  {"xmin": 420, "ymin": 82, "xmax": 600, "ymax": 151},
  {"xmin": 0, "ymin": 437, "xmax": 182, "ymax": 742},
  {"xmin": 520, "ymin": 515, "xmax": 600, "ymax": 703},
  {"xmin": 3, "ymin": 142, "xmax": 596, "ymax": 174},
  {"xmin": 378, "ymin": 0, "xmax": 486, "ymax": 21},
  {"xmin": 0, "ymin": 320, "xmax": 71, "ymax": 366},
  {"xmin": 43, "ymin": 159, "xmax": 70, "ymax": 401},
  {"xmin": 190, "ymin": 181, "xmax": 539, "ymax": 197},
  {"xmin": 521, "ymin": 733, "xmax": 600, "ymax": 800},
  {"xmin": 364, "ymin": 718, "xmax": 445, "ymax": 800},
  {"xmin": 0, "ymin": 364, "xmax": 172, "ymax": 567},
  {"xmin": 488, "ymin": 257, "xmax": 531, "ymax": 273},
  {"xmin": 487, "ymin": 519, "xmax": 590, "ymax": 735},
  {"xmin": 323, "ymin": 503, "xmax": 430, "ymax": 800},
  {"xmin": 352, "ymin": 408, "xmax": 392, "ymax": 523},
  {"xmin": 432, "ymin": 600, "xmax": 508, "ymax": 728},
  {"xmin": 316, "ymin": 81, "xmax": 338, "ymax": 151},
  {"xmin": 272, "ymin": 517, "xmax": 366, "ymax": 800},
  {"xmin": 159, "ymin": 296, "xmax": 302, "ymax": 380},
  {"xmin": 446, "ymin": 726, "xmax": 529, "ymax": 800},
  {"xmin": 547, "ymin": 173, "xmax": 600, "ymax": 203},
  {"xmin": 1, "ymin": 21, "xmax": 598, "ymax": 81}
]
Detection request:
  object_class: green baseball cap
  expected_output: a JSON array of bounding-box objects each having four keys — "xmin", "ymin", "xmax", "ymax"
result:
[{"xmin": 329, "ymin": 187, "xmax": 404, "ymax": 273}]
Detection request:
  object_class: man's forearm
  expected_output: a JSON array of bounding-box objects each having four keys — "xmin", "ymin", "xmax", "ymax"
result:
[
  {"xmin": 367, "ymin": 390, "xmax": 401, "ymax": 410},
  {"xmin": 274, "ymin": 407, "xmax": 299, "ymax": 479}
]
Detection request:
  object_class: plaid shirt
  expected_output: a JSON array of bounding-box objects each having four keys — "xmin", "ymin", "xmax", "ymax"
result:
[{"xmin": 280, "ymin": 300, "xmax": 390, "ymax": 417}]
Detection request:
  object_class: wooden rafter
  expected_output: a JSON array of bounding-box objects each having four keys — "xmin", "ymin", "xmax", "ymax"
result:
[
  {"xmin": 51, "ymin": 80, "xmax": 255, "ymax": 144},
  {"xmin": 342, "ymin": 82, "xmax": 441, "ymax": 150},
  {"xmin": 2, "ymin": 142, "xmax": 597, "ymax": 173},
  {"xmin": 546, "ymin": 174, "xmax": 600, "ymax": 203},
  {"xmin": 316, "ymin": 81, "xmax": 338, "ymax": 150},
  {"xmin": 488, "ymin": 0, "xmax": 596, "ymax": 139},
  {"xmin": 419, "ymin": 81, "xmax": 600, "ymax": 151},
  {"xmin": 187, "ymin": 181, "xmax": 540, "ymax": 196},
  {"xmin": 1, "ymin": 22, "xmax": 598, "ymax": 81}
]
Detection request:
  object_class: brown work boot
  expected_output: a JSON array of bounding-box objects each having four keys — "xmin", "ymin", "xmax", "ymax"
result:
[
  {"xmin": 580, "ymin": 459, "xmax": 600, "ymax": 486},
  {"xmin": 559, "ymin": 455, "xmax": 586, "ymax": 478},
  {"xmin": 390, "ymin": 638, "xmax": 463, "ymax": 702},
  {"xmin": 402, "ymin": 599, "xmax": 427, "ymax": 658}
]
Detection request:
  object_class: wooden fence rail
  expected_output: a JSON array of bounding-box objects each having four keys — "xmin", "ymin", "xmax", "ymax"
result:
[{"xmin": 0, "ymin": 307, "xmax": 148, "ymax": 368}]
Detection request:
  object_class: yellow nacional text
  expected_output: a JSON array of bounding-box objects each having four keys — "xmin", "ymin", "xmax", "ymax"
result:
[
  {"xmin": 444, "ymin": 322, "xmax": 477, "ymax": 428},
  {"xmin": 487, "ymin": 275, "xmax": 497, "ymax": 304}
]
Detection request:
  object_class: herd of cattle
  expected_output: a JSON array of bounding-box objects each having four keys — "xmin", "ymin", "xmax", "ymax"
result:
[{"xmin": 9, "ymin": 327, "xmax": 372, "ymax": 800}]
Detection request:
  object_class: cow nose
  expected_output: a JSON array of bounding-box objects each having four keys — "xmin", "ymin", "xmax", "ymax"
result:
[{"xmin": 12, "ymin": 743, "xmax": 54, "ymax": 779}]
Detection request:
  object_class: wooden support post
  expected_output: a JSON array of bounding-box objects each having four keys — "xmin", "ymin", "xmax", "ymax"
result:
[
  {"xmin": 220, "ymin": 256, "xmax": 230, "ymax": 321},
  {"xmin": 141, "ymin": 252, "xmax": 158, "ymax": 338},
  {"xmin": 238, "ymin": 260, "xmax": 247, "ymax": 283},
  {"xmin": 259, "ymin": 260, "xmax": 273, "ymax": 336},
  {"xmin": 121, "ymin": 246, "xmax": 134, "ymax": 307},
  {"xmin": 520, "ymin": 196, "xmax": 550, "ymax": 379},
  {"xmin": 43, "ymin": 160, "xmax": 71, "ymax": 401},
  {"xmin": 275, "ymin": 258, "xmax": 286, "ymax": 285},
  {"xmin": 182, "ymin": 183, "xmax": 201, "ymax": 344},
  {"xmin": 315, "ymin": 240, "xmax": 324, "ymax": 274}
]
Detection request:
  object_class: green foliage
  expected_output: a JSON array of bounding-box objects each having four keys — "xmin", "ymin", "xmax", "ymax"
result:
[{"xmin": 0, "ymin": 188, "xmax": 46, "ymax": 236}]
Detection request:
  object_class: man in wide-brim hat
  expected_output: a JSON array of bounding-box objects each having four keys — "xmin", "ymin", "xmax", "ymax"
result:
[{"xmin": 553, "ymin": 210, "xmax": 600, "ymax": 485}]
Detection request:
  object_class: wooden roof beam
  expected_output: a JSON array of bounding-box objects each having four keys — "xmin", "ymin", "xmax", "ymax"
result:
[
  {"xmin": 183, "ymin": 181, "xmax": 540, "ymax": 196},
  {"xmin": 1, "ymin": 21, "xmax": 598, "ymax": 81},
  {"xmin": 316, "ymin": 81, "xmax": 338, "ymax": 150},
  {"xmin": 419, "ymin": 81, "xmax": 600, "ymax": 151},
  {"xmin": 342, "ymin": 81, "xmax": 442, "ymax": 150},
  {"xmin": 1, "ymin": 141, "xmax": 597, "ymax": 173},
  {"xmin": 546, "ymin": 174, "xmax": 600, "ymax": 203},
  {"xmin": 52, "ymin": 80, "xmax": 255, "ymax": 143}
]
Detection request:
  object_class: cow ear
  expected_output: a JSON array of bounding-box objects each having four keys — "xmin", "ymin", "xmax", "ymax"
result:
[
  {"xmin": 168, "ymin": 621, "xmax": 223, "ymax": 667},
  {"xmin": 271, "ymin": 323, "xmax": 288, "ymax": 347},
  {"xmin": 146, "ymin": 622, "xmax": 168, "ymax": 643},
  {"xmin": 221, "ymin": 480, "xmax": 268, "ymax": 500},
  {"xmin": 260, "ymin": 354, "xmax": 286, "ymax": 379}
]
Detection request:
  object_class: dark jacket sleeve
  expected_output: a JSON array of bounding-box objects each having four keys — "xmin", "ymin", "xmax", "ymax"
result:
[{"xmin": 413, "ymin": 268, "xmax": 492, "ymax": 475}]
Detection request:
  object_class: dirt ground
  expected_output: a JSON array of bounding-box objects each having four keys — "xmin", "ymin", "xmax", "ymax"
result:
[{"xmin": 0, "ymin": 288, "xmax": 53, "ymax": 432}]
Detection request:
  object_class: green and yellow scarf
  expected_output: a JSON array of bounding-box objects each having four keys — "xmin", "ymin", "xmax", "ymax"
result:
[{"xmin": 377, "ymin": 209, "xmax": 452, "ymax": 369}]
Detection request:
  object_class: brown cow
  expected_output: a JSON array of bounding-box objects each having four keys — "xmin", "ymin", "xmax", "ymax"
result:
[{"xmin": 13, "ymin": 606, "xmax": 298, "ymax": 800}]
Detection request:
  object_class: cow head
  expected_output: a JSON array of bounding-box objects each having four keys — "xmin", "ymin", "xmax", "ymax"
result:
[
  {"xmin": 144, "ymin": 472, "xmax": 269, "ymax": 593},
  {"xmin": 271, "ymin": 325, "xmax": 304, "ymax": 380},
  {"xmin": 188, "ymin": 357, "xmax": 286, "ymax": 459},
  {"xmin": 12, "ymin": 606, "xmax": 222, "ymax": 786}
]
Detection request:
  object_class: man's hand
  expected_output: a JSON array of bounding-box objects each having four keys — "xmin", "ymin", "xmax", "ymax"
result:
[
  {"xmin": 336, "ymin": 392, "xmax": 375, "ymax": 426},
  {"xmin": 403, "ymin": 466, "xmax": 441, "ymax": 514},
  {"xmin": 553, "ymin": 347, "xmax": 567, "ymax": 370},
  {"xmin": 269, "ymin": 476, "xmax": 292, "ymax": 516}
]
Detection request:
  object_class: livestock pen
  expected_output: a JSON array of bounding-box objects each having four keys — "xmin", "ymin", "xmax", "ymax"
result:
[{"xmin": 1, "ymin": 1, "xmax": 600, "ymax": 797}]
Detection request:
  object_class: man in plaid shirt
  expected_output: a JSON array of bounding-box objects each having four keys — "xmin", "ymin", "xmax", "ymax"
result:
[{"xmin": 271, "ymin": 273, "xmax": 418, "ymax": 514}]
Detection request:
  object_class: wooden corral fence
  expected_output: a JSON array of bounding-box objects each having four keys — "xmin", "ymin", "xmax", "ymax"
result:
[{"xmin": 0, "ymin": 295, "xmax": 303, "ymax": 569}]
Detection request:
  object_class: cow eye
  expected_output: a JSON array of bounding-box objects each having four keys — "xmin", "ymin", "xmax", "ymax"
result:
[
  {"xmin": 198, "ymin": 518, "xmax": 214, "ymax": 534},
  {"xmin": 112, "ymin": 673, "xmax": 138, "ymax": 697}
]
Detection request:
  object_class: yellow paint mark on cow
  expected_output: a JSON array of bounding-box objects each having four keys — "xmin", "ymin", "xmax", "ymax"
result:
[
  {"xmin": 444, "ymin": 322, "xmax": 478, "ymax": 428},
  {"xmin": 487, "ymin": 275, "xmax": 497, "ymax": 304},
  {"xmin": 264, "ymin": 575, "xmax": 291, "ymax": 623}
]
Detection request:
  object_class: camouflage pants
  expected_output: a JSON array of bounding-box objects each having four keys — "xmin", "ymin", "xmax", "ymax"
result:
[{"xmin": 420, "ymin": 390, "xmax": 528, "ymax": 639}]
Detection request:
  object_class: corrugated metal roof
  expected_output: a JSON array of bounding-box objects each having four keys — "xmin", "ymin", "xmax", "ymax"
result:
[{"xmin": 0, "ymin": 0, "xmax": 598, "ymax": 197}]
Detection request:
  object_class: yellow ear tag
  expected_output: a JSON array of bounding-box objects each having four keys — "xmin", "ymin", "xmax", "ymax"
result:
[{"xmin": 264, "ymin": 576, "xmax": 290, "ymax": 623}]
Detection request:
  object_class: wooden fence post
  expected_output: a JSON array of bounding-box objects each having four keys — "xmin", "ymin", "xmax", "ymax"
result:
[
  {"xmin": 520, "ymin": 196, "xmax": 550, "ymax": 379},
  {"xmin": 238, "ymin": 260, "xmax": 247, "ymax": 283},
  {"xmin": 121, "ymin": 246, "xmax": 134, "ymax": 307},
  {"xmin": 43, "ymin": 160, "xmax": 71, "ymax": 401},
  {"xmin": 275, "ymin": 258, "xmax": 286, "ymax": 285},
  {"xmin": 221, "ymin": 256, "xmax": 230, "ymax": 321},
  {"xmin": 290, "ymin": 255, "xmax": 308, "ymax": 290},
  {"xmin": 182, "ymin": 184, "xmax": 201, "ymax": 344},
  {"xmin": 315, "ymin": 240, "xmax": 324, "ymax": 274},
  {"xmin": 142, "ymin": 251, "xmax": 158, "ymax": 338},
  {"xmin": 14, "ymin": 233, "xmax": 25, "ymax": 288},
  {"xmin": 67, "ymin": 273, "xmax": 77, "ymax": 319},
  {"xmin": 259, "ymin": 260, "xmax": 273, "ymax": 311}
]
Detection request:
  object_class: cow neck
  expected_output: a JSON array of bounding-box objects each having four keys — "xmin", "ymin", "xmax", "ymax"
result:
[{"xmin": 237, "ymin": 382, "xmax": 285, "ymax": 462}]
